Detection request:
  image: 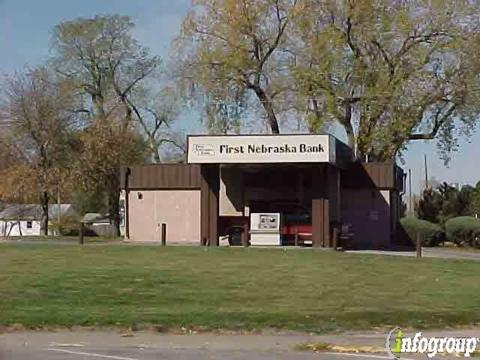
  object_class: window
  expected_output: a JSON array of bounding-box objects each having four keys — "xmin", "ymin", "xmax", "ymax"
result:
[{"xmin": 26, "ymin": 221, "xmax": 32, "ymax": 229}]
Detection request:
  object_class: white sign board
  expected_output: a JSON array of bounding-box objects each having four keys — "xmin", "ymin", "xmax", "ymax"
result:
[{"xmin": 187, "ymin": 135, "xmax": 335, "ymax": 164}]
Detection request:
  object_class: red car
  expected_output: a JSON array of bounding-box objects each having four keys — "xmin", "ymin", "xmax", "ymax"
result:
[{"xmin": 268, "ymin": 202, "xmax": 312, "ymax": 245}]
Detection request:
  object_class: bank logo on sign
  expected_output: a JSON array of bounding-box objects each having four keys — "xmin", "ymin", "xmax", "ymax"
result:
[
  {"xmin": 386, "ymin": 327, "xmax": 478, "ymax": 358},
  {"xmin": 193, "ymin": 144, "xmax": 215, "ymax": 156}
]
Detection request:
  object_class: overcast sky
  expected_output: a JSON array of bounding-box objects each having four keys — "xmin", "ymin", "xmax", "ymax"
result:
[{"xmin": 1, "ymin": 0, "xmax": 479, "ymax": 193}]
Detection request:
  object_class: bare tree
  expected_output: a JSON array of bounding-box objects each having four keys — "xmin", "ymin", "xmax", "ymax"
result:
[
  {"xmin": 0, "ymin": 68, "xmax": 77, "ymax": 235},
  {"xmin": 127, "ymin": 84, "xmax": 185, "ymax": 163}
]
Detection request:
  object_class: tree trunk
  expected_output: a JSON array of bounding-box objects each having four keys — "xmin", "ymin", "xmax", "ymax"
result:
[
  {"xmin": 40, "ymin": 191, "xmax": 49, "ymax": 236},
  {"xmin": 92, "ymin": 94, "xmax": 106, "ymax": 121},
  {"xmin": 343, "ymin": 104, "xmax": 356, "ymax": 158},
  {"xmin": 150, "ymin": 137, "xmax": 162, "ymax": 163},
  {"xmin": 253, "ymin": 87, "xmax": 280, "ymax": 134},
  {"xmin": 153, "ymin": 149, "xmax": 162, "ymax": 164},
  {"xmin": 108, "ymin": 173, "xmax": 121, "ymax": 237},
  {"xmin": 345, "ymin": 123, "xmax": 355, "ymax": 151},
  {"xmin": 309, "ymin": 97, "xmax": 322, "ymax": 133}
]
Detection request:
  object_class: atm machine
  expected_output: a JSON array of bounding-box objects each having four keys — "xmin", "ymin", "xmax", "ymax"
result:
[{"xmin": 249, "ymin": 213, "xmax": 281, "ymax": 246}]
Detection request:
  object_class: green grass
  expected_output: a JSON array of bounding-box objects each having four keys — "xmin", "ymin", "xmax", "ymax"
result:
[
  {"xmin": 2, "ymin": 235, "xmax": 121, "ymax": 243},
  {"xmin": 1, "ymin": 244, "xmax": 479, "ymax": 333}
]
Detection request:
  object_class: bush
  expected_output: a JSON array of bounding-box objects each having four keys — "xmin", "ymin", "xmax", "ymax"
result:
[
  {"xmin": 445, "ymin": 216, "xmax": 480, "ymax": 248},
  {"xmin": 400, "ymin": 217, "xmax": 445, "ymax": 247},
  {"xmin": 50, "ymin": 215, "xmax": 80, "ymax": 236}
]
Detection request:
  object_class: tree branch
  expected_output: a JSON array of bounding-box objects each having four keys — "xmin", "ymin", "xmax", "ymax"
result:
[
  {"xmin": 345, "ymin": 16, "xmax": 363, "ymax": 59},
  {"xmin": 409, "ymin": 104, "xmax": 457, "ymax": 140},
  {"xmin": 158, "ymin": 138, "xmax": 186, "ymax": 153},
  {"xmin": 371, "ymin": 40, "xmax": 395, "ymax": 76}
]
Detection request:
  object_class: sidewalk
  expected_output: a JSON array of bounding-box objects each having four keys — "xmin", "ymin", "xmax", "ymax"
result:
[{"xmin": 347, "ymin": 247, "xmax": 480, "ymax": 261}]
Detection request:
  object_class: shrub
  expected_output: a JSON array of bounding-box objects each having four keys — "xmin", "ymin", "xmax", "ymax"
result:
[
  {"xmin": 400, "ymin": 217, "xmax": 445, "ymax": 247},
  {"xmin": 50, "ymin": 215, "xmax": 80, "ymax": 236},
  {"xmin": 445, "ymin": 216, "xmax": 480, "ymax": 248}
]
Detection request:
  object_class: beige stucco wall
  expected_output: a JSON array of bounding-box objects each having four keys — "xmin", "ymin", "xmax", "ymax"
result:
[
  {"xmin": 128, "ymin": 190, "xmax": 201, "ymax": 243},
  {"xmin": 219, "ymin": 167, "xmax": 244, "ymax": 216}
]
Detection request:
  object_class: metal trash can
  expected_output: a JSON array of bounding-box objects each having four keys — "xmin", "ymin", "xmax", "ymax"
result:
[{"xmin": 227, "ymin": 226, "xmax": 244, "ymax": 246}]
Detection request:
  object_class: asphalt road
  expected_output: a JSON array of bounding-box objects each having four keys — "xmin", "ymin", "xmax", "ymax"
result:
[
  {"xmin": 2, "ymin": 330, "xmax": 474, "ymax": 360},
  {"xmin": 2, "ymin": 346, "xmax": 322, "ymax": 360},
  {"xmin": 0, "ymin": 333, "xmax": 359, "ymax": 360},
  {"xmin": 1, "ymin": 346, "xmax": 375, "ymax": 360}
]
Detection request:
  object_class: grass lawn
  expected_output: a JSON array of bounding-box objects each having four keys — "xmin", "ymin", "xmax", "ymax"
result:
[
  {"xmin": 2, "ymin": 235, "xmax": 121, "ymax": 243},
  {"xmin": 0, "ymin": 244, "xmax": 479, "ymax": 333}
]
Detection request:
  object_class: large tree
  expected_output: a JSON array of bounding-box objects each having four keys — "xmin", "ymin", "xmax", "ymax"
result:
[
  {"xmin": 293, "ymin": 0, "xmax": 480, "ymax": 161},
  {"xmin": 128, "ymin": 82, "xmax": 186, "ymax": 163},
  {"xmin": 177, "ymin": 0, "xmax": 300, "ymax": 134},
  {"xmin": 0, "ymin": 139, "xmax": 21, "ymax": 172},
  {"xmin": 178, "ymin": 0, "xmax": 480, "ymax": 159},
  {"xmin": 73, "ymin": 118, "xmax": 146, "ymax": 233},
  {"xmin": 0, "ymin": 68, "xmax": 77, "ymax": 235},
  {"xmin": 51, "ymin": 15, "xmax": 159, "ymax": 234},
  {"xmin": 52, "ymin": 15, "xmax": 160, "ymax": 126}
]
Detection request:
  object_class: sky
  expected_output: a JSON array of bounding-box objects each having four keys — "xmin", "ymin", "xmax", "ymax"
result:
[{"xmin": 1, "ymin": 0, "xmax": 479, "ymax": 194}]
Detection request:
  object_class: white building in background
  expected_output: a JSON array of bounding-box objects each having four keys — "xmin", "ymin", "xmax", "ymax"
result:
[{"xmin": 0, "ymin": 204, "xmax": 78, "ymax": 237}]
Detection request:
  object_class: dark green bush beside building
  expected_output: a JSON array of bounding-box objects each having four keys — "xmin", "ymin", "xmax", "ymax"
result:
[
  {"xmin": 445, "ymin": 216, "xmax": 480, "ymax": 248},
  {"xmin": 400, "ymin": 217, "xmax": 445, "ymax": 247}
]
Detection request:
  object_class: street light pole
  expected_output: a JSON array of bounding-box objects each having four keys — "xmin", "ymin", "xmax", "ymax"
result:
[{"xmin": 409, "ymin": 168, "xmax": 413, "ymax": 214}]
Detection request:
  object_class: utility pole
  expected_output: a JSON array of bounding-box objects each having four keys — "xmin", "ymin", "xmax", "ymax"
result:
[
  {"xmin": 408, "ymin": 168, "xmax": 413, "ymax": 214},
  {"xmin": 424, "ymin": 154, "xmax": 429, "ymax": 190}
]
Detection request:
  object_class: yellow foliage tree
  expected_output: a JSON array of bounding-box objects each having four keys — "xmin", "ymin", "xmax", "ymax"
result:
[{"xmin": 0, "ymin": 67, "xmax": 78, "ymax": 235}]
